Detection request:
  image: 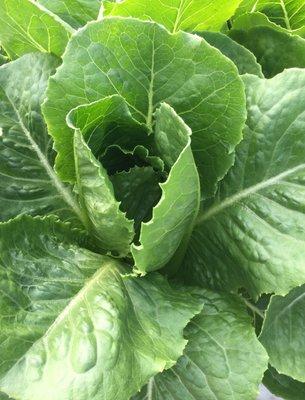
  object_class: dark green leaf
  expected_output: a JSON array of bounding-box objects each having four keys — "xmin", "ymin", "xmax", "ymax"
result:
[
  {"xmin": 183, "ymin": 70, "xmax": 305, "ymax": 298},
  {"xmin": 133, "ymin": 290, "xmax": 268, "ymax": 400},
  {"xmin": 264, "ymin": 366, "xmax": 305, "ymax": 400},
  {"xmin": 0, "ymin": 53, "xmax": 84, "ymax": 225}
]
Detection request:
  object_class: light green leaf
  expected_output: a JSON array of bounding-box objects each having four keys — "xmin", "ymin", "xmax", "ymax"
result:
[
  {"xmin": 260, "ymin": 284, "xmax": 305, "ymax": 382},
  {"xmin": 66, "ymin": 95, "xmax": 150, "ymax": 160},
  {"xmin": 200, "ymin": 31, "xmax": 263, "ymax": 76},
  {"xmin": 264, "ymin": 366, "xmax": 305, "ymax": 400},
  {"xmin": 110, "ymin": 166, "xmax": 162, "ymax": 233},
  {"xmin": 0, "ymin": 53, "xmax": 84, "ymax": 225},
  {"xmin": 234, "ymin": 0, "xmax": 305, "ymax": 32},
  {"xmin": 105, "ymin": 0, "xmax": 243, "ymax": 33},
  {"xmin": 43, "ymin": 17, "xmax": 246, "ymax": 197},
  {"xmin": 183, "ymin": 70, "xmax": 305, "ymax": 298},
  {"xmin": 0, "ymin": 215, "xmax": 202, "ymax": 400},
  {"xmin": 37, "ymin": 0, "xmax": 101, "ymax": 28},
  {"xmin": 133, "ymin": 290, "xmax": 268, "ymax": 400},
  {"xmin": 132, "ymin": 104, "xmax": 200, "ymax": 273},
  {"xmin": 229, "ymin": 13, "xmax": 305, "ymax": 77},
  {"xmin": 0, "ymin": 0, "xmax": 72, "ymax": 59},
  {"xmin": 73, "ymin": 129, "xmax": 134, "ymax": 256}
]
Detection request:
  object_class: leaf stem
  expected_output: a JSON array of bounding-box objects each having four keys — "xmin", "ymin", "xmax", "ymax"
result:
[{"xmin": 243, "ymin": 297, "xmax": 265, "ymax": 319}]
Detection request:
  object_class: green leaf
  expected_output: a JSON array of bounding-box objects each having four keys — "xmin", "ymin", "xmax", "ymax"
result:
[
  {"xmin": 66, "ymin": 95, "xmax": 150, "ymax": 159},
  {"xmin": 0, "ymin": 53, "xmax": 84, "ymax": 225},
  {"xmin": 229, "ymin": 13, "xmax": 305, "ymax": 77},
  {"xmin": 0, "ymin": 0, "xmax": 73, "ymax": 59},
  {"xmin": 183, "ymin": 70, "xmax": 305, "ymax": 298},
  {"xmin": 260, "ymin": 284, "xmax": 305, "ymax": 382},
  {"xmin": 110, "ymin": 166, "xmax": 162, "ymax": 233},
  {"xmin": 43, "ymin": 17, "xmax": 246, "ymax": 198},
  {"xmin": 200, "ymin": 31, "xmax": 263, "ymax": 76},
  {"xmin": 73, "ymin": 129, "xmax": 134, "ymax": 256},
  {"xmin": 104, "ymin": 0, "xmax": 243, "ymax": 33},
  {"xmin": 234, "ymin": 0, "xmax": 305, "ymax": 32},
  {"xmin": 133, "ymin": 290, "xmax": 268, "ymax": 400},
  {"xmin": 0, "ymin": 215, "xmax": 202, "ymax": 400},
  {"xmin": 101, "ymin": 144, "xmax": 164, "ymax": 175},
  {"xmin": 264, "ymin": 366, "xmax": 305, "ymax": 400},
  {"xmin": 37, "ymin": 0, "xmax": 101, "ymax": 28},
  {"xmin": 131, "ymin": 104, "xmax": 200, "ymax": 273}
]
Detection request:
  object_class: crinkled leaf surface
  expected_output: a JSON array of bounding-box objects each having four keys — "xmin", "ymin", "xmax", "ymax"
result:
[
  {"xmin": 182, "ymin": 70, "xmax": 305, "ymax": 298},
  {"xmin": 43, "ymin": 17, "xmax": 246, "ymax": 198},
  {"xmin": 133, "ymin": 290, "xmax": 268, "ymax": 400},
  {"xmin": 37, "ymin": 0, "xmax": 101, "ymax": 28},
  {"xmin": 132, "ymin": 104, "xmax": 200, "ymax": 273},
  {"xmin": 260, "ymin": 284, "xmax": 305, "ymax": 382},
  {"xmin": 110, "ymin": 166, "xmax": 162, "ymax": 233},
  {"xmin": 74, "ymin": 129, "xmax": 134, "ymax": 255},
  {"xmin": 200, "ymin": 31, "xmax": 263, "ymax": 76},
  {"xmin": 0, "ymin": 215, "xmax": 202, "ymax": 400},
  {"xmin": 0, "ymin": 0, "xmax": 72, "ymax": 59},
  {"xmin": 264, "ymin": 366, "xmax": 305, "ymax": 400},
  {"xmin": 229, "ymin": 13, "xmax": 305, "ymax": 77},
  {"xmin": 105, "ymin": 0, "xmax": 243, "ymax": 33},
  {"xmin": 0, "ymin": 53, "xmax": 83, "ymax": 224}
]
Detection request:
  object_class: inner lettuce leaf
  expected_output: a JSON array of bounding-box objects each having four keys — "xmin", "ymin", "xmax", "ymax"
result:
[
  {"xmin": 43, "ymin": 17, "xmax": 246, "ymax": 199},
  {"xmin": 131, "ymin": 104, "xmax": 200, "ymax": 273}
]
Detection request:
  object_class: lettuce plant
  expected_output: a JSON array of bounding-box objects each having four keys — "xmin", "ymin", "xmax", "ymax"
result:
[{"xmin": 1, "ymin": 1, "xmax": 305, "ymax": 400}]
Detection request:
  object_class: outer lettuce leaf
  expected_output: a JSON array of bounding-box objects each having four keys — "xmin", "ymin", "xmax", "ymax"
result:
[
  {"xmin": 37, "ymin": 0, "xmax": 101, "ymax": 28},
  {"xmin": 0, "ymin": 215, "xmax": 202, "ymax": 400},
  {"xmin": 260, "ymin": 285, "xmax": 305, "ymax": 382},
  {"xmin": 133, "ymin": 290, "xmax": 268, "ymax": 400},
  {"xmin": 110, "ymin": 166, "xmax": 162, "ymax": 233},
  {"xmin": 0, "ymin": 0, "xmax": 73, "ymax": 59},
  {"xmin": 43, "ymin": 17, "xmax": 246, "ymax": 198},
  {"xmin": 229, "ymin": 12, "xmax": 305, "ymax": 77},
  {"xmin": 234, "ymin": 0, "xmax": 305, "ymax": 33},
  {"xmin": 105, "ymin": 0, "xmax": 243, "ymax": 33},
  {"xmin": 74, "ymin": 129, "xmax": 134, "ymax": 255},
  {"xmin": 0, "ymin": 53, "xmax": 84, "ymax": 225},
  {"xmin": 182, "ymin": 70, "xmax": 305, "ymax": 298},
  {"xmin": 199, "ymin": 31, "xmax": 263, "ymax": 76},
  {"xmin": 132, "ymin": 104, "xmax": 200, "ymax": 273},
  {"xmin": 264, "ymin": 366, "xmax": 305, "ymax": 400}
]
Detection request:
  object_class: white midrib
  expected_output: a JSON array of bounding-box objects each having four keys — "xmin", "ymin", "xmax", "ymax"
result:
[
  {"xmin": 11, "ymin": 101, "xmax": 87, "ymax": 227},
  {"xmin": 146, "ymin": 28, "xmax": 156, "ymax": 131},
  {"xmin": 147, "ymin": 377, "xmax": 154, "ymax": 400},
  {"xmin": 196, "ymin": 163, "xmax": 305, "ymax": 226},
  {"xmin": 280, "ymin": 0, "xmax": 292, "ymax": 31}
]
